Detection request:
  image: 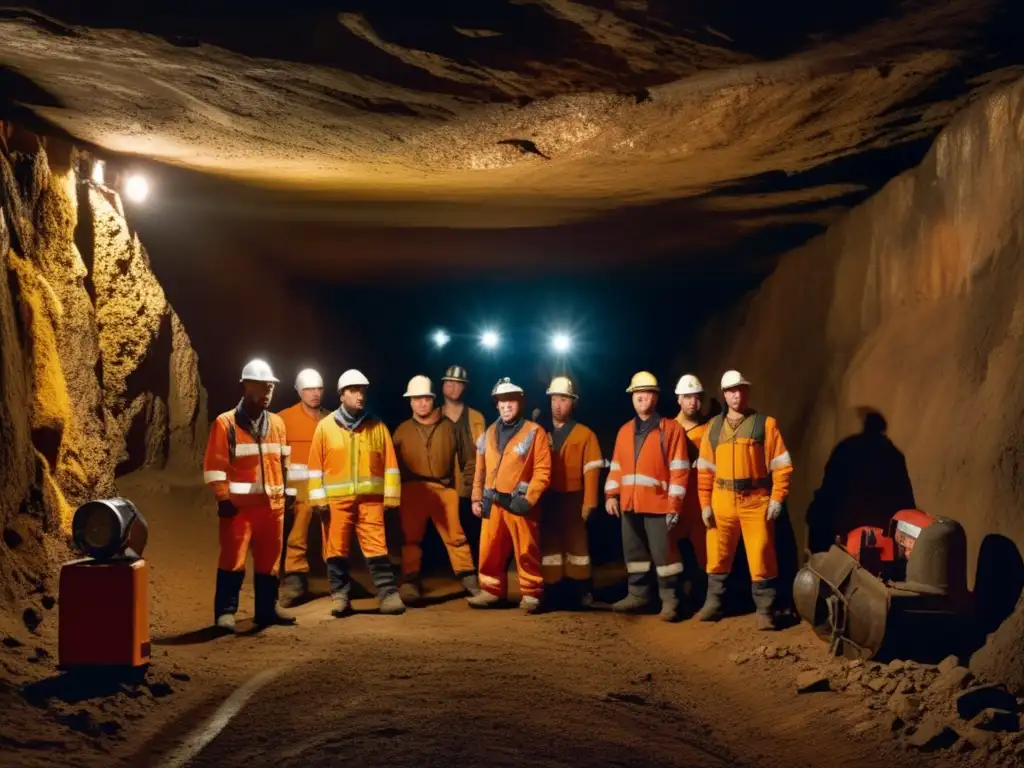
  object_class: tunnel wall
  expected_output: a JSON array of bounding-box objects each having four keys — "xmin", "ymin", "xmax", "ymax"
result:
[
  {"xmin": 0, "ymin": 124, "xmax": 207, "ymax": 607},
  {"xmin": 694, "ymin": 77, "xmax": 1024, "ymax": 680}
]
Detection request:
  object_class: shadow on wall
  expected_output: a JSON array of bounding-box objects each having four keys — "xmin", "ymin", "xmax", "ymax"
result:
[
  {"xmin": 805, "ymin": 408, "xmax": 916, "ymax": 554},
  {"xmin": 972, "ymin": 534, "xmax": 1024, "ymax": 639}
]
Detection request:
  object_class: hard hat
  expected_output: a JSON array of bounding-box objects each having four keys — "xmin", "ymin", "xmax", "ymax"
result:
[
  {"xmin": 240, "ymin": 358, "xmax": 279, "ymax": 383},
  {"xmin": 491, "ymin": 376, "xmax": 524, "ymax": 398},
  {"xmin": 442, "ymin": 365, "xmax": 469, "ymax": 383},
  {"xmin": 337, "ymin": 369, "xmax": 370, "ymax": 391},
  {"xmin": 675, "ymin": 374, "xmax": 704, "ymax": 396},
  {"xmin": 294, "ymin": 368, "xmax": 324, "ymax": 391},
  {"xmin": 403, "ymin": 375, "xmax": 434, "ymax": 398},
  {"xmin": 720, "ymin": 369, "xmax": 752, "ymax": 390},
  {"xmin": 546, "ymin": 376, "xmax": 577, "ymax": 399},
  {"xmin": 626, "ymin": 371, "xmax": 659, "ymax": 393}
]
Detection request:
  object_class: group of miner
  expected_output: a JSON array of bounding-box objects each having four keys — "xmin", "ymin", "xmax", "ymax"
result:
[{"xmin": 203, "ymin": 359, "xmax": 793, "ymax": 633}]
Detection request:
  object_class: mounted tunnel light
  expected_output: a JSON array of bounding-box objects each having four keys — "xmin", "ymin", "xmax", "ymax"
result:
[
  {"xmin": 431, "ymin": 329, "xmax": 450, "ymax": 349},
  {"xmin": 91, "ymin": 160, "xmax": 105, "ymax": 186},
  {"xmin": 124, "ymin": 174, "xmax": 150, "ymax": 203},
  {"xmin": 60, "ymin": 498, "xmax": 151, "ymax": 670},
  {"xmin": 480, "ymin": 329, "xmax": 500, "ymax": 350},
  {"xmin": 550, "ymin": 331, "xmax": 572, "ymax": 354}
]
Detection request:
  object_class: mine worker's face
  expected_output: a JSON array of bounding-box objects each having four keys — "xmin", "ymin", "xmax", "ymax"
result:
[
  {"xmin": 497, "ymin": 397, "xmax": 522, "ymax": 422},
  {"xmin": 243, "ymin": 380, "xmax": 274, "ymax": 410},
  {"xmin": 724, "ymin": 386, "xmax": 749, "ymax": 412},
  {"xmin": 550, "ymin": 395, "xmax": 574, "ymax": 423},
  {"xmin": 632, "ymin": 390, "xmax": 657, "ymax": 416},
  {"xmin": 300, "ymin": 387, "xmax": 323, "ymax": 409},
  {"xmin": 342, "ymin": 386, "xmax": 366, "ymax": 412},
  {"xmin": 443, "ymin": 381, "xmax": 466, "ymax": 401},
  {"xmin": 411, "ymin": 396, "xmax": 434, "ymax": 418},
  {"xmin": 678, "ymin": 393, "xmax": 702, "ymax": 417}
]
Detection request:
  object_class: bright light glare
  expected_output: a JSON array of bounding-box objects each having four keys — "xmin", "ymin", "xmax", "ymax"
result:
[
  {"xmin": 480, "ymin": 330, "xmax": 500, "ymax": 349},
  {"xmin": 91, "ymin": 160, "xmax": 105, "ymax": 185},
  {"xmin": 551, "ymin": 332, "xmax": 572, "ymax": 353},
  {"xmin": 125, "ymin": 175, "xmax": 149, "ymax": 203},
  {"xmin": 432, "ymin": 329, "xmax": 450, "ymax": 348}
]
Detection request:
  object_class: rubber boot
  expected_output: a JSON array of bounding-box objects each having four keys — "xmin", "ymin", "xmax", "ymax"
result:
[
  {"xmin": 326, "ymin": 556, "xmax": 352, "ymax": 616},
  {"xmin": 278, "ymin": 572, "xmax": 306, "ymax": 608},
  {"xmin": 658, "ymin": 580, "xmax": 680, "ymax": 623},
  {"xmin": 613, "ymin": 591, "xmax": 650, "ymax": 613},
  {"xmin": 330, "ymin": 589, "xmax": 351, "ymax": 618},
  {"xmin": 541, "ymin": 581, "xmax": 564, "ymax": 612},
  {"xmin": 399, "ymin": 576, "xmax": 422, "ymax": 606},
  {"xmin": 520, "ymin": 595, "xmax": 541, "ymax": 614},
  {"xmin": 575, "ymin": 579, "xmax": 596, "ymax": 610},
  {"xmin": 213, "ymin": 569, "xmax": 245, "ymax": 630},
  {"xmin": 752, "ymin": 579, "xmax": 778, "ymax": 631},
  {"xmin": 697, "ymin": 573, "xmax": 726, "ymax": 622},
  {"xmin": 253, "ymin": 574, "xmax": 297, "ymax": 626},
  {"xmin": 460, "ymin": 573, "xmax": 482, "ymax": 597},
  {"xmin": 467, "ymin": 591, "xmax": 501, "ymax": 608},
  {"xmin": 379, "ymin": 589, "xmax": 406, "ymax": 615}
]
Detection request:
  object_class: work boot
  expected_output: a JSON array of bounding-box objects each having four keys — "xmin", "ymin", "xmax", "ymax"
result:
[
  {"xmin": 253, "ymin": 574, "xmax": 297, "ymax": 626},
  {"xmin": 399, "ymin": 578, "xmax": 422, "ymax": 606},
  {"xmin": 697, "ymin": 573, "xmax": 727, "ymax": 622},
  {"xmin": 658, "ymin": 585, "xmax": 680, "ymax": 623},
  {"xmin": 612, "ymin": 592, "xmax": 650, "ymax": 614},
  {"xmin": 467, "ymin": 591, "xmax": 501, "ymax": 609},
  {"xmin": 752, "ymin": 579, "xmax": 778, "ymax": 632},
  {"xmin": 215, "ymin": 613, "xmax": 236, "ymax": 632},
  {"xmin": 330, "ymin": 592, "xmax": 351, "ymax": 618},
  {"xmin": 460, "ymin": 573, "xmax": 482, "ymax": 597},
  {"xmin": 379, "ymin": 590, "xmax": 406, "ymax": 615},
  {"xmin": 213, "ymin": 569, "xmax": 244, "ymax": 627},
  {"xmin": 278, "ymin": 573, "xmax": 306, "ymax": 608},
  {"xmin": 520, "ymin": 595, "xmax": 541, "ymax": 614}
]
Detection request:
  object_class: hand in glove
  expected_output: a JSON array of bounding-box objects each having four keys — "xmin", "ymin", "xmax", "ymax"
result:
[
  {"xmin": 605, "ymin": 497, "xmax": 621, "ymax": 517},
  {"xmin": 665, "ymin": 513, "xmax": 680, "ymax": 530},
  {"xmin": 766, "ymin": 499, "xmax": 783, "ymax": 521},
  {"xmin": 582, "ymin": 506, "xmax": 594, "ymax": 522},
  {"xmin": 217, "ymin": 500, "xmax": 238, "ymax": 518},
  {"xmin": 702, "ymin": 506, "xmax": 715, "ymax": 529},
  {"xmin": 508, "ymin": 496, "xmax": 531, "ymax": 515}
]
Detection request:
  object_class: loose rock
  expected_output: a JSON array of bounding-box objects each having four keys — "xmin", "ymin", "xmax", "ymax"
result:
[
  {"xmin": 728, "ymin": 653, "xmax": 749, "ymax": 665},
  {"xmin": 796, "ymin": 671, "xmax": 830, "ymax": 694},
  {"xmin": 868, "ymin": 677, "xmax": 890, "ymax": 693},
  {"xmin": 969, "ymin": 708, "xmax": 1019, "ymax": 733},
  {"xmin": 964, "ymin": 728, "xmax": 999, "ymax": 751},
  {"xmin": 907, "ymin": 718, "xmax": 960, "ymax": 751},
  {"xmin": 957, "ymin": 685, "xmax": 1018, "ymax": 721},
  {"xmin": 888, "ymin": 659, "xmax": 906, "ymax": 673},
  {"xmin": 889, "ymin": 694, "xmax": 922, "ymax": 721},
  {"xmin": 929, "ymin": 666, "xmax": 974, "ymax": 695},
  {"xmin": 938, "ymin": 655, "xmax": 961, "ymax": 675}
]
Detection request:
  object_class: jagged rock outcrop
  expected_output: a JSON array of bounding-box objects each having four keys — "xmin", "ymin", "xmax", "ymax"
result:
[{"xmin": 0, "ymin": 123, "xmax": 207, "ymax": 606}]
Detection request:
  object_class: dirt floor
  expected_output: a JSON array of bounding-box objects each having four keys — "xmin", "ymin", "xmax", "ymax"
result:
[{"xmin": 0, "ymin": 469, "xmax": 1012, "ymax": 767}]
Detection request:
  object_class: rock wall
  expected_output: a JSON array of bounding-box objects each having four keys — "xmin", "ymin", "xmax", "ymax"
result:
[
  {"xmin": 0, "ymin": 124, "xmax": 207, "ymax": 607},
  {"xmin": 693, "ymin": 78, "xmax": 1024, "ymax": 684}
]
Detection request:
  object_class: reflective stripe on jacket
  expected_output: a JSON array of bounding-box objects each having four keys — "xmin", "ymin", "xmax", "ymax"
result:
[
  {"xmin": 471, "ymin": 419, "xmax": 551, "ymax": 508},
  {"xmin": 605, "ymin": 416, "xmax": 688, "ymax": 515},
  {"xmin": 696, "ymin": 412, "xmax": 792, "ymax": 509},
  {"xmin": 277, "ymin": 402, "xmax": 328, "ymax": 501},
  {"xmin": 307, "ymin": 415, "xmax": 401, "ymax": 507},
  {"xmin": 549, "ymin": 422, "xmax": 604, "ymax": 510},
  {"xmin": 203, "ymin": 408, "xmax": 290, "ymax": 510}
]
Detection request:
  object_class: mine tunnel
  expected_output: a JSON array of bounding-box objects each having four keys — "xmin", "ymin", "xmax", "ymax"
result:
[{"xmin": 4, "ymin": 1, "xmax": 1024, "ymax": 766}]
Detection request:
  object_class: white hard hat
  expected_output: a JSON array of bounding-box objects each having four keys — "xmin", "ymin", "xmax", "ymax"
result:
[
  {"xmin": 337, "ymin": 369, "xmax": 370, "ymax": 391},
  {"xmin": 675, "ymin": 374, "xmax": 704, "ymax": 396},
  {"xmin": 294, "ymin": 368, "xmax": 324, "ymax": 391},
  {"xmin": 240, "ymin": 358, "xmax": 279, "ymax": 383},
  {"xmin": 720, "ymin": 370, "xmax": 752, "ymax": 390},
  {"xmin": 546, "ymin": 376, "xmax": 577, "ymax": 399},
  {"xmin": 403, "ymin": 375, "xmax": 434, "ymax": 398},
  {"xmin": 491, "ymin": 377, "xmax": 524, "ymax": 398}
]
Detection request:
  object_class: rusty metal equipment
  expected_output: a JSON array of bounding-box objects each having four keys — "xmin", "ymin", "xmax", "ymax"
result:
[{"xmin": 794, "ymin": 510, "xmax": 968, "ymax": 660}]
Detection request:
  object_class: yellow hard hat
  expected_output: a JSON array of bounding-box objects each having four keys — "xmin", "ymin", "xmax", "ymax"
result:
[
  {"xmin": 546, "ymin": 376, "xmax": 577, "ymax": 399},
  {"xmin": 626, "ymin": 371, "xmax": 659, "ymax": 393}
]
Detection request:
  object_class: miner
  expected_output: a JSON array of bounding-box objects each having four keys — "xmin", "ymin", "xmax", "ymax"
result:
[
  {"xmin": 696, "ymin": 370, "xmax": 793, "ymax": 630},
  {"xmin": 468, "ymin": 377, "xmax": 551, "ymax": 614},
  {"xmin": 605, "ymin": 371, "xmax": 689, "ymax": 621},
  {"xmin": 540, "ymin": 376, "xmax": 604, "ymax": 610},
  {"xmin": 672, "ymin": 374, "xmax": 710, "ymax": 614},
  {"xmin": 440, "ymin": 365, "xmax": 486, "ymax": 563},
  {"xmin": 307, "ymin": 369, "xmax": 405, "ymax": 617},
  {"xmin": 203, "ymin": 358, "xmax": 296, "ymax": 631},
  {"xmin": 392, "ymin": 374, "xmax": 482, "ymax": 604}
]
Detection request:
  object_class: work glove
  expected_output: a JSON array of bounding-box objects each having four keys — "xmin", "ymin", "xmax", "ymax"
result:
[
  {"xmin": 508, "ymin": 496, "xmax": 531, "ymax": 515},
  {"xmin": 605, "ymin": 497, "xmax": 621, "ymax": 517},
  {"xmin": 217, "ymin": 500, "xmax": 238, "ymax": 519},
  {"xmin": 767, "ymin": 500, "xmax": 783, "ymax": 521},
  {"xmin": 702, "ymin": 506, "xmax": 715, "ymax": 529},
  {"xmin": 313, "ymin": 505, "xmax": 330, "ymax": 526},
  {"xmin": 582, "ymin": 506, "xmax": 595, "ymax": 522},
  {"xmin": 665, "ymin": 513, "xmax": 679, "ymax": 530}
]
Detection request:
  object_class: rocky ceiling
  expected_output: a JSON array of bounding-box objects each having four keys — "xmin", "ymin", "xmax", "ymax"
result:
[{"xmin": 1, "ymin": 1, "xmax": 1022, "ymax": 276}]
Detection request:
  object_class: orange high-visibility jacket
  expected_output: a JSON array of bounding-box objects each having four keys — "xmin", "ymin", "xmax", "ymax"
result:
[
  {"xmin": 203, "ymin": 407, "xmax": 290, "ymax": 511},
  {"xmin": 678, "ymin": 419, "xmax": 708, "ymax": 521},
  {"xmin": 549, "ymin": 422, "xmax": 604, "ymax": 510},
  {"xmin": 472, "ymin": 419, "xmax": 551, "ymax": 508},
  {"xmin": 307, "ymin": 414, "xmax": 401, "ymax": 508},
  {"xmin": 605, "ymin": 417, "xmax": 688, "ymax": 515},
  {"xmin": 696, "ymin": 412, "xmax": 792, "ymax": 509},
  {"xmin": 277, "ymin": 402, "xmax": 328, "ymax": 502},
  {"xmin": 453, "ymin": 407, "xmax": 486, "ymax": 498}
]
